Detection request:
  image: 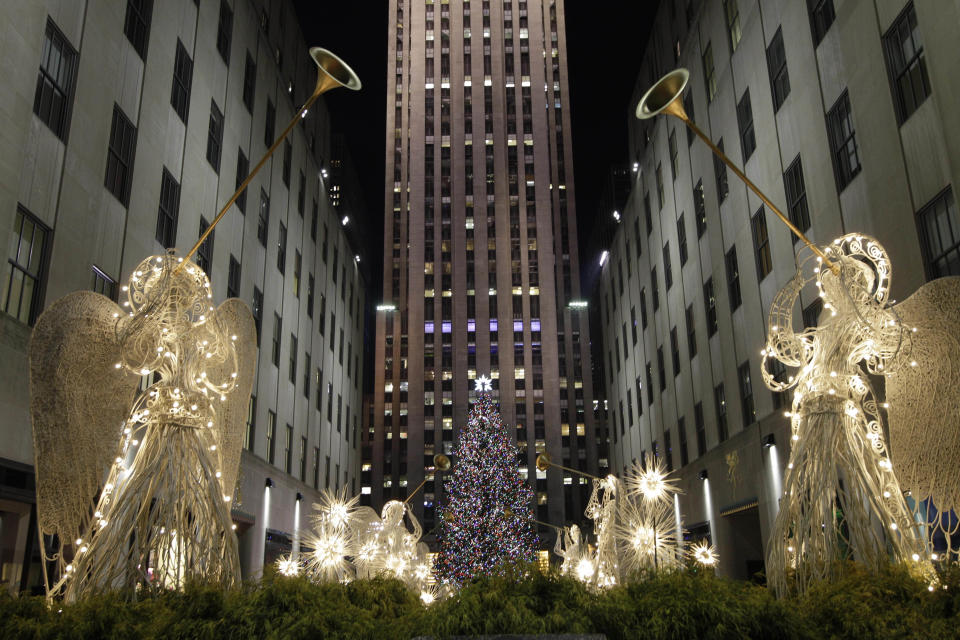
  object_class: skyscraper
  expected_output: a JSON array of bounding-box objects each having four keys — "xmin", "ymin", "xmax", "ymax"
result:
[{"xmin": 365, "ymin": 0, "xmax": 596, "ymax": 542}]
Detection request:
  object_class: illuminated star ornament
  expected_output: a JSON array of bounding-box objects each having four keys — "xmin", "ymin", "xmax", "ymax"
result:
[{"xmin": 474, "ymin": 375, "xmax": 493, "ymax": 392}]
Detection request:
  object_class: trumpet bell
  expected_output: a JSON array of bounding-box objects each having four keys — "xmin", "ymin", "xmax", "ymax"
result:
[
  {"xmin": 635, "ymin": 68, "xmax": 689, "ymax": 121},
  {"xmin": 310, "ymin": 47, "xmax": 362, "ymax": 96},
  {"xmin": 434, "ymin": 454, "xmax": 451, "ymax": 472},
  {"xmin": 536, "ymin": 453, "xmax": 552, "ymax": 472}
]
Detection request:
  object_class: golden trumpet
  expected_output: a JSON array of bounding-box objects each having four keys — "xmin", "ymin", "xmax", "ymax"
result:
[
  {"xmin": 180, "ymin": 48, "xmax": 362, "ymax": 268},
  {"xmin": 636, "ymin": 68, "xmax": 836, "ymax": 272},
  {"xmin": 535, "ymin": 452, "xmax": 601, "ymax": 481},
  {"xmin": 404, "ymin": 454, "xmax": 452, "ymax": 505}
]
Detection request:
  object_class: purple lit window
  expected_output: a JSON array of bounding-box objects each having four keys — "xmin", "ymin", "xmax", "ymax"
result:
[{"xmin": 425, "ymin": 322, "xmax": 434, "ymax": 333}]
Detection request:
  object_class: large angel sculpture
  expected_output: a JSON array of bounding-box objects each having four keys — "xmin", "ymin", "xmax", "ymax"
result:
[
  {"xmin": 353, "ymin": 500, "xmax": 431, "ymax": 590},
  {"xmin": 761, "ymin": 234, "xmax": 955, "ymax": 596},
  {"xmin": 29, "ymin": 253, "xmax": 257, "ymax": 600}
]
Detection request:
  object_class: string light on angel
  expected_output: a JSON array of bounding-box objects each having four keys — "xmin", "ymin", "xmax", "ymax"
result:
[
  {"xmin": 30, "ymin": 253, "xmax": 257, "ymax": 601},
  {"xmin": 761, "ymin": 234, "xmax": 951, "ymax": 596}
]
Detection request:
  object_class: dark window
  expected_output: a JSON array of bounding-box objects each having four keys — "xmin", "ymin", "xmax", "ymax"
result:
[
  {"xmin": 252, "ymin": 287, "xmax": 263, "ymax": 341},
  {"xmin": 664, "ymin": 428, "xmax": 673, "ymax": 472},
  {"xmin": 738, "ymin": 361, "xmax": 755, "ymax": 427},
  {"xmin": 235, "ymin": 149, "xmax": 248, "ymax": 213},
  {"xmin": 752, "ymin": 207, "xmax": 772, "ymax": 280},
  {"xmin": 206, "ymin": 100, "xmax": 223, "ymax": 173},
  {"xmin": 170, "ymin": 40, "xmax": 193, "ymax": 123},
  {"xmin": 277, "ymin": 222, "xmax": 286, "ymax": 273},
  {"xmin": 289, "ymin": 334, "xmax": 297, "ymax": 383},
  {"xmin": 244, "ymin": 396, "xmax": 256, "ymax": 451},
  {"xmin": 639, "ymin": 289, "xmax": 648, "ymax": 329},
  {"xmin": 646, "ymin": 362, "xmax": 654, "ymax": 404},
  {"xmin": 882, "ymin": 3, "xmax": 930, "ymax": 124},
  {"xmin": 156, "ymin": 168, "xmax": 180, "ymax": 247},
  {"xmin": 916, "ymin": 187, "xmax": 960, "ymax": 279},
  {"xmin": 703, "ymin": 278, "xmax": 718, "ymax": 336},
  {"xmin": 694, "ymin": 179, "xmax": 708, "ymax": 237},
  {"xmin": 715, "ymin": 383, "xmax": 729, "ymax": 442},
  {"xmin": 284, "ymin": 424, "xmax": 293, "ymax": 473},
  {"xmin": 631, "ymin": 306, "xmax": 638, "ymax": 344},
  {"xmin": 307, "ymin": 274, "xmax": 314, "ymax": 317},
  {"xmin": 105, "ymin": 105, "xmax": 137, "ymax": 206},
  {"xmin": 311, "ymin": 199, "xmax": 318, "ymax": 241},
  {"xmin": 257, "ymin": 189, "xmax": 269, "ymax": 246},
  {"xmin": 807, "ymin": 0, "xmax": 835, "ymax": 46},
  {"xmin": 34, "ymin": 20, "xmax": 78, "ymax": 140},
  {"xmin": 216, "ymin": 0, "xmax": 233, "ymax": 64},
  {"xmin": 694, "ymin": 402, "xmax": 706, "ymax": 456},
  {"xmin": 298, "ymin": 171, "xmax": 305, "ymax": 216},
  {"xmin": 670, "ymin": 327, "xmax": 680, "ymax": 375},
  {"xmin": 4, "ymin": 206, "xmax": 50, "ymax": 325},
  {"xmin": 124, "ymin": 0, "xmax": 153, "ymax": 59},
  {"xmin": 703, "ymin": 42, "xmax": 717, "ymax": 102},
  {"xmin": 713, "ymin": 140, "xmax": 728, "ymax": 204},
  {"xmin": 655, "ymin": 164, "xmax": 664, "ymax": 210},
  {"xmin": 684, "ymin": 90, "xmax": 695, "ymax": 145},
  {"xmin": 826, "ymin": 90, "xmax": 861, "ymax": 190},
  {"xmin": 784, "ymin": 155, "xmax": 810, "ymax": 236},
  {"xmin": 196, "ymin": 217, "xmax": 214, "ymax": 274},
  {"xmin": 272, "ymin": 313, "xmax": 282, "ymax": 366},
  {"xmin": 737, "ymin": 89, "xmax": 755, "ymax": 162},
  {"xmin": 227, "ymin": 255, "xmax": 240, "ymax": 297},
  {"xmin": 685, "ymin": 304, "xmax": 697, "ymax": 358},
  {"xmin": 803, "ymin": 298, "xmax": 823, "ymax": 329},
  {"xmin": 282, "ymin": 140, "xmax": 292, "ymax": 187},
  {"xmin": 668, "ymin": 129, "xmax": 678, "ymax": 180},
  {"xmin": 293, "ymin": 250, "xmax": 301, "ymax": 297},
  {"xmin": 769, "ymin": 358, "xmax": 789, "ymax": 410},
  {"xmin": 766, "ymin": 27, "xmax": 790, "ymax": 112},
  {"xmin": 265, "ymin": 99, "xmax": 275, "ymax": 147},
  {"xmin": 266, "ymin": 411, "xmax": 276, "ymax": 464},
  {"xmin": 657, "ymin": 346, "xmax": 666, "ymax": 391},
  {"xmin": 663, "ymin": 243, "xmax": 673, "ymax": 290},
  {"xmin": 92, "ymin": 265, "xmax": 117, "ymax": 300},
  {"xmin": 725, "ymin": 247, "xmax": 741, "ymax": 310},
  {"xmin": 651, "ymin": 267, "xmax": 659, "ymax": 311},
  {"xmin": 677, "ymin": 214, "xmax": 688, "ymax": 265},
  {"xmin": 242, "ymin": 52, "xmax": 256, "ymax": 112},
  {"xmin": 644, "ymin": 192, "xmax": 652, "ymax": 234},
  {"xmin": 724, "ymin": 0, "xmax": 741, "ymax": 53}
]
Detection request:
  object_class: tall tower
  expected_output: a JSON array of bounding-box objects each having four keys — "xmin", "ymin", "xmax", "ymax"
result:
[{"xmin": 365, "ymin": 0, "xmax": 595, "ymax": 544}]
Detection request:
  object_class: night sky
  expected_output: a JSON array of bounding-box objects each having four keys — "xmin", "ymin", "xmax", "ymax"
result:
[{"xmin": 295, "ymin": 1, "xmax": 657, "ymax": 302}]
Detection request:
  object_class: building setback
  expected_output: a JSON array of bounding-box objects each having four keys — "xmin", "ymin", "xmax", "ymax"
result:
[
  {"xmin": 366, "ymin": 0, "xmax": 597, "ymax": 543},
  {"xmin": 0, "ymin": 0, "xmax": 364, "ymax": 592},
  {"xmin": 597, "ymin": 0, "xmax": 960, "ymax": 579}
]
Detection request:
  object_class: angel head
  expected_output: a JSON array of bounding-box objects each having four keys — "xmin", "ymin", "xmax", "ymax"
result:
[{"xmin": 816, "ymin": 236, "xmax": 891, "ymax": 317}]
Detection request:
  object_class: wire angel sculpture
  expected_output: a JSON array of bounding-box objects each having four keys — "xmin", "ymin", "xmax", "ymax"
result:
[
  {"xmin": 581, "ymin": 474, "xmax": 621, "ymax": 588},
  {"xmin": 352, "ymin": 500, "xmax": 431, "ymax": 591},
  {"xmin": 29, "ymin": 253, "xmax": 257, "ymax": 600},
  {"xmin": 761, "ymin": 234, "xmax": 947, "ymax": 596}
]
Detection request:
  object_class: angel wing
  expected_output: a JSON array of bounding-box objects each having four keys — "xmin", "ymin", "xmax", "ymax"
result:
[
  {"xmin": 29, "ymin": 291, "xmax": 140, "ymax": 546},
  {"xmin": 205, "ymin": 298, "xmax": 257, "ymax": 504},
  {"xmin": 887, "ymin": 276, "xmax": 960, "ymax": 511}
]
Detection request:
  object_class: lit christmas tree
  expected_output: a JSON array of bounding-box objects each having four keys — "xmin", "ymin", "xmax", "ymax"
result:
[{"xmin": 434, "ymin": 376, "xmax": 538, "ymax": 585}]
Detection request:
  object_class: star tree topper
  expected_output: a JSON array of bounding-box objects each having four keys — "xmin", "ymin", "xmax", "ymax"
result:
[{"xmin": 474, "ymin": 375, "xmax": 493, "ymax": 392}]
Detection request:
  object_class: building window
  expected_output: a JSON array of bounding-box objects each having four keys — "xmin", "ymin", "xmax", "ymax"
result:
[
  {"xmin": 206, "ymin": 100, "xmax": 223, "ymax": 173},
  {"xmin": 715, "ymin": 383, "xmax": 728, "ymax": 442},
  {"xmin": 736, "ymin": 89, "xmax": 755, "ymax": 162},
  {"xmin": 639, "ymin": 289, "xmax": 648, "ymax": 329},
  {"xmin": 657, "ymin": 346, "xmax": 666, "ymax": 391},
  {"xmin": 882, "ymin": 3, "xmax": 930, "ymax": 125},
  {"xmin": 694, "ymin": 179, "xmax": 708, "ymax": 236},
  {"xmin": 770, "ymin": 358, "xmax": 789, "ymax": 410},
  {"xmin": 664, "ymin": 428, "xmax": 673, "ymax": 472},
  {"xmin": 724, "ymin": 0, "xmax": 741, "ymax": 53},
  {"xmin": 244, "ymin": 395, "xmax": 256, "ymax": 451},
  {"xmin": 282, "ymin": 140, "xmax": 292, "ymax": 187},
  {"xmin": 827, "ymin": 91, "xmax": 861, "ymax": 191},
  {"xmin": 694, "ymin": 402, "xmax": 706, "ymax": 456},
  {"xmin": 703, "ymin": 278, "xmax": 717, "ymax": 337},
  {"xmin": 92, "ymin": 265, "xmax": 117, "ymax": 300},
  {"xmin": 227, "ymin": 255, "xmax": 240, "ymax": 298},
  {"xmin": 105, "ymin": 105, "xmax": 137, "ymax": 206},
  {"xmin": 702, "ymin": 42, "xmax": 717, "ymax": 102},
  {"xmin": 738, "ymin": 361, "xmax": 755, "ymax": 427},
  {"xmin": 235, "ymin": 150, "xmax": 248, "ymax": 213},
  {"xmin": 266, "ymin": 410, "xmax": 276, "ymax": 464},
  {"xmin": 252, "ymin": 287, "xmax": 263, "ymax": 341},
  {"xmin": 277, "ymin": 223, "xmax": 286, "ymax": 273},
  {"xmin": 196, "ymin": 217, "xmax": 214, "ymax": 274},
  {"xmin": 663, "ymin": 243, "xmax": 673, "ymax": 290},
  {"xmin": 242, "ymin": 52, "xmax": 256, "ymax": 112},
  {"xmin": 655, "ymin": 163, "xmax": 664, "ymax": 210},
  {"xmin": 171, "ymin": 40, "xmax": 193, "ymax": 123},
  {"xmin": 651, "ymin": 267, "xmax": 659, "ymax": 311},
  {"xmin": 307, "ymin": 274, "xmax": 315, "ymax": 317},
  {"xmin": 272, "ymin": 313, "xmax": 282, "ymax": 366},
  {"xmin": 216, "ymin": 0, "xmax": 233, "ymax": 65},
  {"xmin": 34, "ymin": 20, "xmax": 78, "ymax": 141},
  {"xmin": 293, "ymin": 250, "xmax": 301, "ymax": 297},
  {"xmin": 155, "ymin": 168, "xmax": 180, "ymax": 247},
  {"xmin": 767, "ymin": 27, "xmax": 790, "ymax": 112},
  {"xmin": 916, "ymin": 187, "xmax": 960, "ymax": 279},
  {"xmin": 683, "ymin": 90, "xmax": 695, "ymax": 145},
  {"xmin": 685, "ymin": 304, "xmax": 696, "ymax": 358},
  {"xmin": 257, "ymin": 189, "xmax": 269, "ymax": 246},
  {"xmin": 265, "ymin": 99, "xmax": 275, "ymax": 148},
  {"xmin": 807, "ymin": 0, "xmax": 835, "ymax": 46},
  {"xmin": 678, "ymin": 418, "xmax": 689, "ymax": 467},
  {"xmin": 725, "ymin": 247, "xmax": 741, "ymax": 310},
  {"xmin": 300, "ymin": 436, "xmax": 307, "ymax": 480},
  {"xmin": 677, "ymin": 214, "xmax": 688, "ymax": 265},
  {"xmin": 124, "ymin": 0, "xmax": 153, "ymax": 59},
  {"xmin": 289, "ymin": 334, "xmax": 297, "ymax": 383},
  {"xmin": 298, "ymin": 171, "xmax": 305, "ymax": 216},
  {"xmin": 668, "ymin": 129, "xmax": 678, "ymax": 181},
  {"xmin": 803, "ymin": 298, "xmax": 823, "ymax": 330},
  {"xmin": 783, "ymin": 155, "xmax": 810, "ymax": 236},
  {"xmin": 751, "ymin": 207, "xmax": 772, "ymax": 280},
  {"xmin": 670, "ymin": 327, "xmax": 680, "ymax": 375},
  {"xmin": 4, "ymin": 206, "xmax": 50, "ymax": 325}
]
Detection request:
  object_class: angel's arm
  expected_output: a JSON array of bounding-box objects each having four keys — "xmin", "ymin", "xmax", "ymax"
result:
[{"xmin": 762, "ymin": 270, "xmax": 812, "ymax": 391}]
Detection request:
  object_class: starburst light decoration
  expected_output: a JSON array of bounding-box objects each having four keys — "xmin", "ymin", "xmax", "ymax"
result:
[
  {"xmin": 690, "ymin": 541, "xmax": 718, "ymax": 567},
  {"xmin": 614, "ymin": 454, "xmax": 684, "ymax": 574},
  {"xmin": 761, "ymin": 234, "xmax": 951, "ymax": 596},
  {"xmin": 29, "ymin": 252, "xmax": 257, "ymax": 601}
]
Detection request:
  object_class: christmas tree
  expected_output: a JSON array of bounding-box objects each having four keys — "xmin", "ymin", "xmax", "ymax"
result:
[{"xmin": 434, "ymin": 376, "xmax": 538, "ymax": 585}]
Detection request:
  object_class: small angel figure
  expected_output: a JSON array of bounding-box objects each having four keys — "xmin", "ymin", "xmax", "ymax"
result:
[
  {"xmin": 762, "ymin": 235, "xmax": 932, "ymax": 596},
  {"xmin": 554, "ymin": 524, "xmax": 587, "ymax": 577},
  {"xmin": 30, "ymin": 253, "xmax": 256, "ymax": 600},
  {"xmin": 353, "ymin": 500, "xmax": 430, "ymax": 591}
]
